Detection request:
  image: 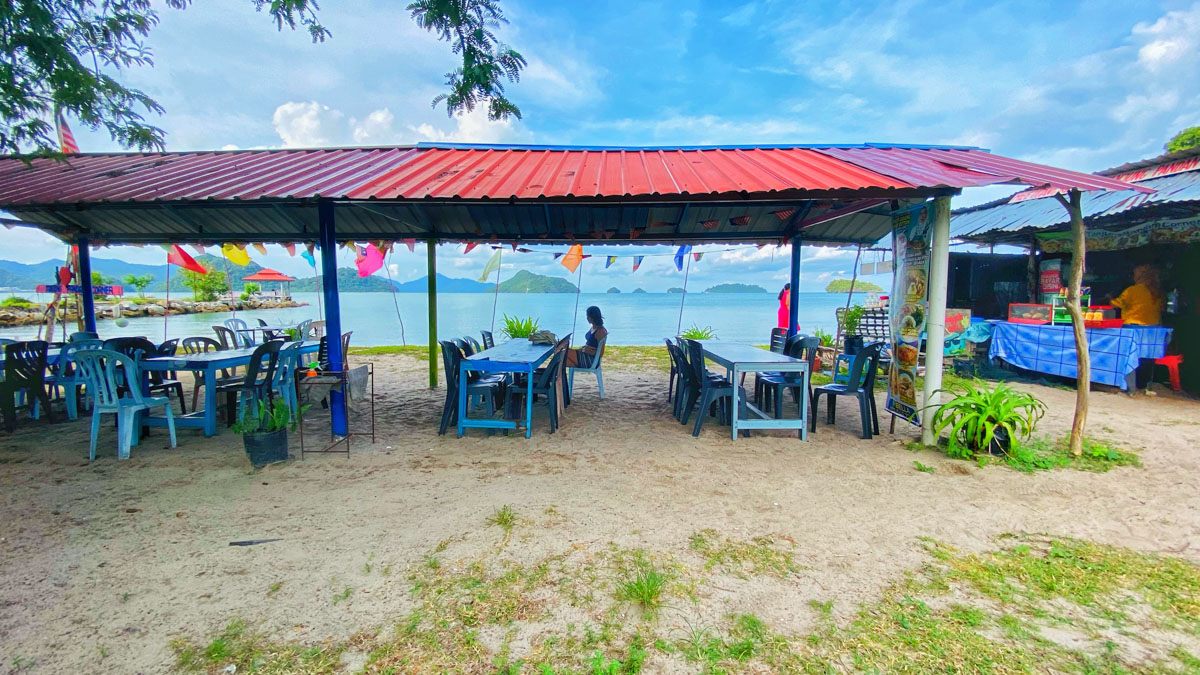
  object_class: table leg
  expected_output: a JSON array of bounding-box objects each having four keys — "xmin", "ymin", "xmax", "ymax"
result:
[
  {"xmin": 731, "ymin": 365, "xmax": 741, "ymax": 440},
  {"xmin": 204, "ymin": 364, "xmax": 217, "ymax": 436},
  {"xmin": 457, "ymin": 362, "xmax": 467, "ymax": 438},
  {"xmin": 800, "ymin": 367, "xmax": 809, "ymax": 441},
  {"xmin": 525, "ymin": 365, "xmax": 534, "ymax": 439}
]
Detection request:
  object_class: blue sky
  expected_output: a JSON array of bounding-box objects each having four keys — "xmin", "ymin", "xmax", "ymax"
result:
[{"xmin": 4, "ymin": 0, "xmax": 1198, "ymax": 292}]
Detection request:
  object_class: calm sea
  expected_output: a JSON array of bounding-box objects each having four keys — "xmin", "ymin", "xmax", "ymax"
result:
[{"xmin": 2, "ymin": 291, "xmax": 868, "ymax": 346}]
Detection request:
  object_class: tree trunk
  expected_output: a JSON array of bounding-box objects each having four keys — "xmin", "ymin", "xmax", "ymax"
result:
[{"xmin": 1055, "ymin": 189, "xmax": 1089, "ymax": 456}]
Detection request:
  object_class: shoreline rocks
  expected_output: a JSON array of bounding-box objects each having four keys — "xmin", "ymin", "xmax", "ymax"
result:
[{"xmin": 0, "ymin": 297, "xmax": 307, "ymax": 328}]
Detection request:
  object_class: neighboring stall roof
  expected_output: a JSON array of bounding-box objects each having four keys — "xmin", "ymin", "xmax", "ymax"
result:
[
  {"xmin": 0, "ymin": 142, "xmax": 1146, "ymax": 247},
  {"xmin": 951, "ymin": 147, "xmax": 1200, "ymax": 245}
]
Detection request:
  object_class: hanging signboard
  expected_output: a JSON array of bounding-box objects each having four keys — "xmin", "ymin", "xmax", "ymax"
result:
[
  {"xmin": 36, "ymin": 284, "xmax": 124, "ymax": 296},
  {"xmin": 1037, "ymin": 215, "xmax": 1200, "ymax": 253},
  {"xmin": 885, "ymin": 202, "xmax": 933, "ymax": 426}
]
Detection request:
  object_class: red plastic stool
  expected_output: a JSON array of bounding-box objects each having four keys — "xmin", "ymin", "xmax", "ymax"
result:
[{"xmin": 1154, "ymin": 354, "xmax": 1184, "ymax": 391}]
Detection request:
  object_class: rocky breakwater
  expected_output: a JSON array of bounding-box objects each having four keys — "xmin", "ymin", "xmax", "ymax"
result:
[{"xmin": 0, "ymin": 297, "xmax": 307, "ymax": 328}]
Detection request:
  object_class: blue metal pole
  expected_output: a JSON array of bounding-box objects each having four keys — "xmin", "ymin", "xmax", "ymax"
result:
[
  {"xmin": 788, "ymin": 235, "xmax": 802, "ymax": 337},
  {"xmin": 77, "ymin": 238, "xmax": 97, "ymax": 333},
  {"xmin": 317, "ymin": 201, "xmax": 347, "ymax": 436}
]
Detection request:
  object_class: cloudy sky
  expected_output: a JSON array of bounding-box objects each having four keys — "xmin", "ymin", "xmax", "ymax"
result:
[{"xmin": 4, "ymin": 0, "xmax": 1198, "ymax": 292}]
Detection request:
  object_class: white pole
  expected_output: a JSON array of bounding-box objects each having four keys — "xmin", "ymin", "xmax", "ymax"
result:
[{"xmin": 921, "ymin": 196, "xmax": 952, "ymax": 445}]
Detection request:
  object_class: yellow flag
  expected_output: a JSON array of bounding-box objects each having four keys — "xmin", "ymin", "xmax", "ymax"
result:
[{"xmin": 222, "ymin": 243, "xmax": 250, "ymax": 266}]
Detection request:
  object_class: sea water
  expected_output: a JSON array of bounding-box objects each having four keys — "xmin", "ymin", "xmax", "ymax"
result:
[{"xmin": 2, "ymin": 292, "xmax": 867, "ymax": 346}]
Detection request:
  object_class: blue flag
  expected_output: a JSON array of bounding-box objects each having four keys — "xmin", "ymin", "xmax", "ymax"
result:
[
  {"xmin": 605, "ymin": 256, "xmax": 617, "ymax": 269},
  {"xmin": 300, "ymin": 249, "xmax": 316, "ymax": 267},
  {"xmin": 674, "ymin": 245, "xmax": 692, "ymax": 271}
]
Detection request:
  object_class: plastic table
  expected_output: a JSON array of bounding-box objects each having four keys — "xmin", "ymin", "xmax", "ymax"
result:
[
  {"xmin": 141, "ymin": 340, "xmax": 319, "ymax": 436},
  {"xmin": 460, "ymin": 340, "xmax": 555, "ymax": 439},
  {"xmin": 702, "ymin": 343, "xmax": 810, "ymax": 440}
]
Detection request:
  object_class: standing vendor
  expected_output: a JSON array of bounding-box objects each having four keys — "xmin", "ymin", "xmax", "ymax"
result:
[{"xmin": 1109, "ymin": 264, "xmax": 1165, "ymax": 326}]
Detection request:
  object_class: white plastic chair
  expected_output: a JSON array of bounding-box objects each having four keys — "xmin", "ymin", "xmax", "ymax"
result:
[
  {"xmin": 73, "ymin": 349, "xmax": 177, "ymax": 460},
  {"xmin": 568, "ymin": 336, "xmax": 606, "ymax": 399}
]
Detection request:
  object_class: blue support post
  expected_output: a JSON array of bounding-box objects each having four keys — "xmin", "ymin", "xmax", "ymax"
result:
[
  {"xmin": 318, "ymin": 201, "xmax": 347, "ymax": 436},
  {"xmin": 77, "ymin": 237, "xmax": 97, "ymax": 333},
  {"xmin": 788, "ymin": 235, "xmax": 802, "ymax": 337}
]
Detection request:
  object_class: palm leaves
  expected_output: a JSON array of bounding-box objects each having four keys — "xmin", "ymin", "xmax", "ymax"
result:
[
  {"xmin": 407, "ymin": 0, "xmax": 527, "ymax": 120},
  {"xmin": 930, "ymin": 382, "xmax": 1046, "ymax": 459}
]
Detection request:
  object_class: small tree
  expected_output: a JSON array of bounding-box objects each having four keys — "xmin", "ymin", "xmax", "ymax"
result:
[
  {"xmin": 182, "ymin": 264, "xmax": 227, "ymax": 302},
  {"xmin": 122, "ymin": 274, "xmax": 154, "ymax": 298},
  {"xmin": 1166, "ymin": 126, "xmax": 1200, "ymax": 153}
]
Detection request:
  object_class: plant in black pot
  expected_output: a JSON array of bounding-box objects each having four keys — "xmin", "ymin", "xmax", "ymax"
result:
[
  {"xmin": 930, "ymin": 381, "xmax": 1045, "ymax": 458},
  {"xmin": 232, "ymin": 398, "xmax": 306, "ymax": 468},
  {"xmin": 841, "ymin": 305, "xmax": 866, "ymax": 355}
]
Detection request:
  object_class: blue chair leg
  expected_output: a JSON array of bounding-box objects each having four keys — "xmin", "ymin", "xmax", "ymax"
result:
[
  {"xmin": 89, "ymin": 410, "xmax": 102, "ymax": 461},
  {"xmin": 117, "ymin": 408, "xmax": 135, "ymax": 460},
  {"xmin": 596, "ymin": 369, "xmax": 604, "ymax": 398},
  {"xmin": 163, "ymin": 405, "xmax": 178, "ymax": 448},
  {"xmin": 692, "ymin": 388, "xmax": 714, "ymax": 437}
]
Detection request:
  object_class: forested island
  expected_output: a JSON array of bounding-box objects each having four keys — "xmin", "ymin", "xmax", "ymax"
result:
[
  {"xmin": 825, "ymin": 279, "xmax": 883, "ymax": 293},
  {"xmin": 704, "ymin": 283, "xmax": 767, "ymax": 293}
]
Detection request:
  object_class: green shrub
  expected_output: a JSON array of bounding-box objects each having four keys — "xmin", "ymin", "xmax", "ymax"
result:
[
  {"xmin": 501, "ymin": 314, "xmax": 539, "ymax": 339},
  {"xmin": 1, "ymin": 296, "xmax": 35, "ymax": 308},
  {"xmin": 842, "ymin": 304, "xmax": 865, "ymax": 335},
  {"xmin": 930, "ymin": 381, "xmax": 1045, "ymax": 459},
  {"xmin": 813, "ymin": 328, "xmax": 834, "ymax": 347},
  {"xmin": 680, "ymin": 324, "xmax": 716, "ymax": 340}
]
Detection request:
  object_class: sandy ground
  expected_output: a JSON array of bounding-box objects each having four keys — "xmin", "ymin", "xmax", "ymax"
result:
[{"xmin": 0, "ymin": 354, "xmax": 1198, "ymax": 673}]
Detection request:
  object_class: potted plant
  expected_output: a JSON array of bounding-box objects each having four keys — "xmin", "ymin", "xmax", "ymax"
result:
[
  {"xmin": 841, "ymin": 305, "xmax": 866, "ymax": 355},
  {"xmin": 679, "ymin": 324, "xmax": 716, "ymax": 340},
  {"xmin": 232, "ymin": 398, "xmax": 305, "ymax": 468},
  {"xmin": 929, "ymin": 381, "xmax": 1045, "ymax": 458},
  {"xmin": 812, "ymin": 328, "xmax": 834, "ymax": 371}
]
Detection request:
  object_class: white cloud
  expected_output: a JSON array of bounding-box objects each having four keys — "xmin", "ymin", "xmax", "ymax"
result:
[
  {"xmin": 721, "ymin": 2, "xmax": 758, "ymax": 27},
  {"xmin": 351, "ymin": 108, "xmax": 398, "ymax": 145},
  {"xmin": 414, "ymin": 107, "xmax": 524, "ymax": 144},
  {"xmin": 521, "ymin": 56, "xmax": 602, "ymax": 109},
  {"xmin": 272, "ymin": 101, "xmax": 346, "ymax": 148}
]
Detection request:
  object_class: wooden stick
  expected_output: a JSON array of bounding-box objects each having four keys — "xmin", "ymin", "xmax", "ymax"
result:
[{"xmin": 1055, "ymin": 189, "xmax": 1089, "ymax": 457}]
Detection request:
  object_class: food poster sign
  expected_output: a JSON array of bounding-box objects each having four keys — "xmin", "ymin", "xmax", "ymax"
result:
[{"xmin": 886, "ymin": 202, "xmax": 932, "ymax": 425}]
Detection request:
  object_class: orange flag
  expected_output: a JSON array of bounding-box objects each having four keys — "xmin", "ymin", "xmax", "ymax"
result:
[{"xmin": 560, "ymin": 244, "xmax": 584, "ymax": 273}]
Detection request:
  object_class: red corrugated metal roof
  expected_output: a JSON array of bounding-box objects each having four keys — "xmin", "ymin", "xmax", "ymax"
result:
[
  {"xmin": 0, "ymin": 147, "xmax": 419, "ymax": 205},
  {"xmin": 822, "ymin": 147, "xmax": 1152, "ymax": 194},
  {"xmin": 347, "ymin": 147, "xmax": 911, "ymax": 200}
]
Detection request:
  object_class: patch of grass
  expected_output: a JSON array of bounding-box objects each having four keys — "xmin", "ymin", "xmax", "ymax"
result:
[
  {"xmin": 1, "ymin": 296, "xmax": 35, "ymax": 308},
  {"xmin": 331, "ymin": 587, "xmax": 353, "ymax": 605},
  {"xmin": 602, "ymin": 346, "xmax": 672, "ymax": 373},
  {"xmin": 488, "ymin": 504, "xmax": 518, "ymax": 536},
  {"xmin": 688, "ymin": 529, "xmax": 801, "ymax": 578},
  {"xmin": 1006, "ymin": 436, "xmax": 1142, "ymax": 473},
  {"xmin": 615, "ymin": 560, "xmax": 668, "ymax": 612},
  {"xmin": 913, "ymin": 460, "xmax": 935, "ymax": 473},
  {"xmin": 267, "ymin": 581, "xmax": 282, "ymax": 596},
  {"xmin": 171, "ymin": 619, "xmax": 343, "ymax": 673},
  {"xmin": 346, "ymin": 345, "xmax": 432, "ymax": 360}
]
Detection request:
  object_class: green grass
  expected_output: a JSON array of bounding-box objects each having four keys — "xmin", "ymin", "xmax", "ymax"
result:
[
  {"xmin": 0, "ymin": 296, "xmax": 35, "ymax": 308},
  {"xmin": 615, "ymin": 560, "xmax": 668, "ymax": 612},
  {"xmin": 346, "ymin": 345, "xmax": 433, "ymax": 360},
  {"xmin": 688, "ymin": 529, "xmax": 801, "ymax": 578},
  {"xmin": 913, "ymin": 460, "xmax": 935, "ymax": 473},
  {"xmin": 171, "ymin": 619, "xmax": 343, "ymax": 673},
  {"xmin": 1005, "ymin": 436, "xmax": 1142, "ymax": 473},
  {"xmin": 488, "ymin": 504, "xmax": 518, "ymax": 536}
]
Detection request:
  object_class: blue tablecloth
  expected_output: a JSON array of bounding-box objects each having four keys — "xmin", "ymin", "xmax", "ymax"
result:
[{"xmin": 988, "ymin": 322, "xmax": 1173, "ymax": 390}]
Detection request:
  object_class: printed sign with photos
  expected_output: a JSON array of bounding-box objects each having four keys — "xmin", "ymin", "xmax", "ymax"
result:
[{"xmin": 885, "ymin": 202, "xmax": 933, "ymax": 426}]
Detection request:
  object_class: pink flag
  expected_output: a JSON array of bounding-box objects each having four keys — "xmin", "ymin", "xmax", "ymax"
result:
[
  {"xmin": 284, "ymin": 243, "xmax": 296, "ymax": 256},
  {"xmin": 464, "ymin": 242, "xmax": 478, "ymax": 255},
  {"xmin": 403, "ymin": 239, "xmax": 416, "ymax": 252},
  {"xmin": 355, "ymin": 243, "xmax": 384, "ymax": 277}
]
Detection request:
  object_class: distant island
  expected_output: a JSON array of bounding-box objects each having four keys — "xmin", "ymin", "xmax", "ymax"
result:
[
  {"xmin": 704, "ymin": 283, "xmax": 767, "ymax": 293},
  {"xmin": 825, "ymin": 279, "xmax": 884, "ymax": 293},
  {"xmin": 497, "ymin": 269, "xmax": 578, "ymax": 293},
  {"xmin": 607, "ymin": 287, "xmax": 621, "ymax": 294},
  {"xmin": 667, "ymin": 287, "xmax": 685, "ymax": 294},
  {"xmin": 394, "ymin": 273, "xmax": 493, "ymax": 293},
  {"xmin": 631, "ymin": 288, "xmax": 647, "ymax": 294}
]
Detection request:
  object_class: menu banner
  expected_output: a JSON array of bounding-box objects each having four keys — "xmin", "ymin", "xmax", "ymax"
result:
[
  {"xmin": 886, "ymin": 202, "xmax": 933, "ymax": 426},
  {"xmin": 1037, "ymin": 215, "xmax": 1200, "ymax": 253}
]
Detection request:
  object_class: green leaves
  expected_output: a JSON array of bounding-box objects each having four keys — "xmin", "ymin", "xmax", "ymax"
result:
[
  {"xmin": 680, "ymin": 324, "xmax": 716, "ymax": 340},
  {"xmin": 501, "ymin": 314, "xmax": 538, "ymax": 339},
  {"xmin": 408, "ymin": 0, "xmax": 526, "ymax": 120},
  {"xmin": 930, "ymin": 381, "xmax": 1046, "ymax": 459},
  {"xmin": 232, "ymin": 397, "xmax": 307, "ymax": 434}
]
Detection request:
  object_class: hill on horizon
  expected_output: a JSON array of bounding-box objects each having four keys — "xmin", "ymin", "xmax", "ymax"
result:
[
  {"xmin": 393, "ymin": 273, "xmax": 493, "ymax": 293},
  {"xmin": 825, "ymin": 279, "xmax": 884, "ymax": 293},
  {"xmin": 497, "ymin": 270, "xmax": 578, "ymax": 293},
  {"xmin": 704, "ymin": 283, "xmax": 767, "ymax": 293}
]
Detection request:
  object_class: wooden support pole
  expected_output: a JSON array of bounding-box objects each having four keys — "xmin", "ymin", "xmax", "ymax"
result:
[
  {"xmin": 1027, "ymin": 235, "xmax": 1040, "ymax": 302},
  {"xmin": 1055, "ymin": 189, "xmax": 1089, "ymax": 456},
  {"xmin": 427, "ymin": 239, "xmax": 438, "ymax": 389}
]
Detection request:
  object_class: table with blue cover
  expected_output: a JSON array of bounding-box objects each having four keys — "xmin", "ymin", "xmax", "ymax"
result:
[
  {"xmin": 141, "ymin": 340, "xmax": 320, "ymax": 436},
  {"xmin": 460, "ymin": 340, "xmax": 556, "ymax": 439},
  {"xmin": 988, "ymin": 322, "xmax": 1172, "ymax": 390},
  {"xmin": 702, "ymin": 343, "xmax": 810, "ymax": 440}
]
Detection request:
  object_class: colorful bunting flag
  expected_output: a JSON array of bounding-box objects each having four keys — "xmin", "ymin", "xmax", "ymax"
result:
[
  {"xmin": 284, "ymin": 243, "xmax": 296, "ymax": 256},
  {"xmin": 729, "ymin": 215, "xmax": 750, "ymax": 227},
  {"xmin": 553, "ymin": 253, "xmax": 564, "ymax": 260},
  {"xmin": 479, "ymin": 249, "xmax": 502, "ymax": 282},
  {"xmin": 167, "ymin": 244, "xmax": 207, "ymax": 274},
  {"xmin": 464, "ymin": 242, "xmax": 478, "ymax": 255},
  {"xmin": 403, "ymin": 239, "xmax": 416, "ymax": 252},
  {"xmin": 629, "ymin": 228, "xmax": 643, "ymax": 240},
  {"xmin": 560, "ymin": 244, "xmax": 584, "ymax": 273},
  {"xmin": 700, "ymin": 219, "xmax": 719, "ymax": 230},
  {"xmin": 605, "ymin": 256, "xmax": 617, "ymax": 268},
  {"xmin": 355, "ymin": 243, "xmax": 384, "ymax": 277},
  {"xmin": 693, "ymin": 252, "xmax": 703, "ymax": 262},
  {"xmin": 191, "ymin": 244, "xmax": 206, "ymax": 255},
  {"xmin": 221, "ymin": 243, "xmax": 250, "ymax": 266},
  {"xmin": 251, "ymin": 242, "xmax": 267, "ymax": 256},
  {"xmin": 632, "ymin": 256, "xmax": 644, "ymax": 272},
  {"xmin": 673, "ymin": 245, "xmax": 692, "ymax": 271},
  {"xmin": 55, "ymin": 108, "xmax": 79, "ymax": 154},
  {"xmin": 301, "ymin": 248, "xmax": 316, "ymax": 267}
]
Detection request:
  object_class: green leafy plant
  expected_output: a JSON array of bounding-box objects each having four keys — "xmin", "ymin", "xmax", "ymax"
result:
[
  {"xmin": 1, "ymin": 296, "xmax": 35, "ymax": 308},
  {"xmin": 182, "ymin": 264, "xmax": 228, "ymax": 302},
  {"xmin": 232, "ymin": 398, "xmax": 307, "ymax": 435},
  {"xmin": 813, "ymin": 328, "xmax": 834, "ymax": 347},
  {"xmin": 616, "ymin": 562, "xmax": 667, "ymax": 612},
  {"xmin": 121, "ymin": 273, "xmax": 154, "ymax": 298},
  {"xmin": 841, "ymin": 304, "xmax": 866, "ymax": 336},
  {"xmin": 501, "ymin": 314, "xmax": 539, "ymax": 339},
  {"xmin": 930, "ymin": 382, "xmax": 1046, "ymax": 459},
  {"xmin": 680, "ymin": 324, "xmax": 716, "ymax": 340}
]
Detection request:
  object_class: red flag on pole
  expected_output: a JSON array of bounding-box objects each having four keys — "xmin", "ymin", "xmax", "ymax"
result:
[
  {"xmin": 56, "ymin": 109, "xmax": 79, "ymax": 154},
  {"xmin": 167, "ymin": 245, "xmax": 207, "ymax": 274}
]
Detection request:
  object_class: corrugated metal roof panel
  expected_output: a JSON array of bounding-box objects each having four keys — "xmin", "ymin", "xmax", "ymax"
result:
[{"xmin": 950, "ymin": 169, "xmax": 1200, "ymax": 240}]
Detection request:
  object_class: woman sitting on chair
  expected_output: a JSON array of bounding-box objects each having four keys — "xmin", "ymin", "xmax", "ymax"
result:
[{"xmin": 566, "ymin": 306, "xmax": 607, "ymax": 367}]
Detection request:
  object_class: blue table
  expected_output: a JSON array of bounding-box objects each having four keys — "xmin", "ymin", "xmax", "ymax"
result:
[
  {"xmin": 988, "ymin": 322, "xmax": 1172, "ymax": 391},
  {"xmin": 141, "ymin": 340, "xmax": 320, "ymax": 436},
  {"xmin": 702, "ymin": 343, "xmax": 810, "ymax": 440},
  {"xmin": 460, "ymin": 340, "xmax": 556, "ymax": 439}
]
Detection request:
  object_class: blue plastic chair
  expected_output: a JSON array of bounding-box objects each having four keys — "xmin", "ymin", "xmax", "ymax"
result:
[
  {"xmin": 567, "ymin": 335, "xmax": 606, "ymax": 399},
  {"xmin": 272, "ymin": 341, "xmax": 304, "ymax": 413},
  {"xmin": 46, "ymin": 339, "xmax": 103, "ymax": 420},
  {"xmin": 73, "ymin": 349, "xmax": 177, "ymax": 460},
  {"xmin": 225, "ymin": 318, "xmax": 255, "ymax": 347}
]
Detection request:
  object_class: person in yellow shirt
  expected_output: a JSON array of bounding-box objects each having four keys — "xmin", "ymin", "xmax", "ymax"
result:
[{"xmin": 1109, "ymin": 265, "xmax": 1164, "ymax": 326}]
